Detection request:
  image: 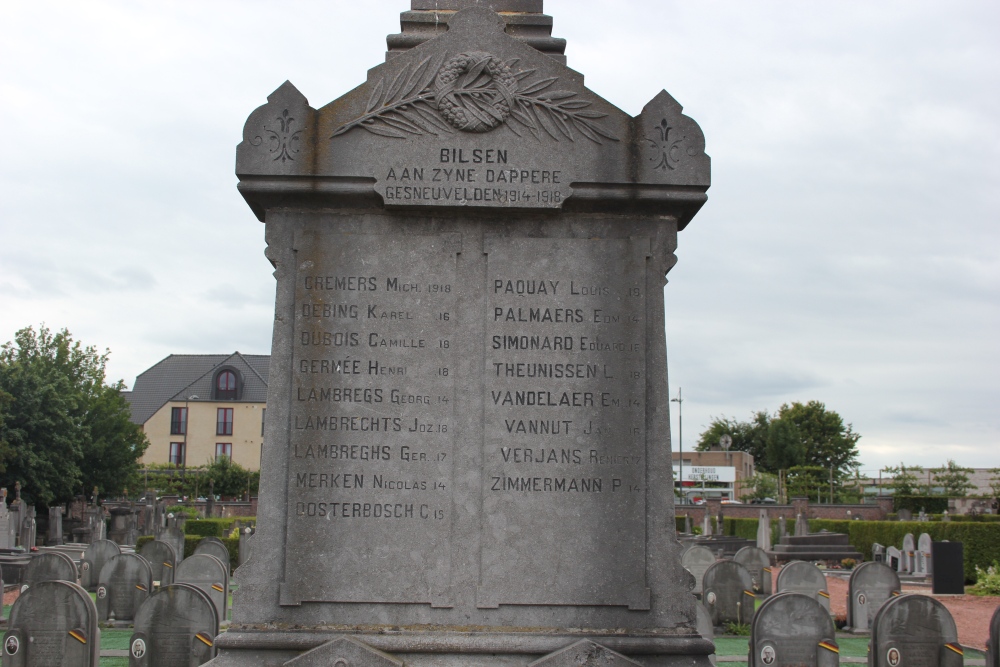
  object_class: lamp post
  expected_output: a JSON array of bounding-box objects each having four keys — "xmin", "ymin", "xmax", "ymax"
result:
[{"xmin": 671, "ymin": 388, "xmax": 683, "ymax": 504}]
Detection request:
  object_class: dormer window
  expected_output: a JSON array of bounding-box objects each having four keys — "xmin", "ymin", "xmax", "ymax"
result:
[{"xmin": 214, "ymin": 369, "xmax": 239, "ymax": 400}]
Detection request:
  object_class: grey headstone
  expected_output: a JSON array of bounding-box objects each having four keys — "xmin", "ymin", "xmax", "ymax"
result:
[
  {"xmin": 46, "ymin": 506, "xmax": 65, "ymax": 546},
  {"xmin": 779, "ymin": 516, "xmax": 788, "ymax": 538},
  {"xmin": 749, "ymin": 592, "xmax": 838, "ymax": 667},
  {"xmin": 918, "ymin": 509, "xmax": 928, "ymax": 522},
  {"xmin": 871, "ymin": 543, "xmax": 885, "ymax": 563},
  {"xmin": 139, "ymin": 540, "xmax": 177, "ymax": 586},
  {"xmin": 694, "ymin": 602, "xmax": 717, "ymax": 666},
  {"xmin": 129, "ymin": 583, "xmax": 219, "ymax": 666},
  {"xmin": 845, "ymin": 561, "xmax": 900, "ymax": 633},
  {"xmin": 283, "ymin": 637, "xmax": 403, "ymax": 667},
  {"xmin": 237, "ymin": 527, "xmax": 254, "ymax": 567},
  {"xmin": 897, "ymin": 508, "xmax": 913, "ymax": 522},
  {"xmin": 775, "ymin": 561, "xmax": 829, "ymax": 612},
  {"xmin": 901, "ymin": 533, "xmax": 915, "ymax": 574},
  {"xmin": 1, "ymin": 579, "xmax": 100, "ymax": 666},
  {"xmin": 870, "ymin": 593, "xmax": 962, "ymax": 667},
  {"xmin": 794, "ymin": 513, "xmax": 808, "ymax": 537},
  {"xmin": 22, "ymin": 552, "xmax": 78, "ymax": 590},
  {"xmin": 916, "ymin": 533, "xmax": 933, "ymax": 576},
  {"xmin": 161, "ymin": 527, "xmax": 186, "ymax": 566},
  {"xmin": 681, "ymin": 545, "xmax": 716, "ymax": 596},
  {"xmin": 528, "ymin": 640, "xmax": 642, "ymax": 667},
  {"xmin": 735, "ymin": 546, "xmax": 772, "ymax": 596},
  {"xmin": 95, "ymin": 553, "xmax": 152, "ymax": 622},
  {"xmin": 987, "ymin": 604, "xmax": 1000, "ymax": 667},
  {"xmin": 701, "ymin": 560, "xmax": 756, "ymax": 627},
  {"xmin": 224, "ymin": 3, "xmax": 716, "ymax": 663},
  {"xmin": 19, "ymin": 506, "xmax": 37, "ymax": 549},
  {"xmin": 684, "ymin": 514, "xmax": 693, "ymax": 535},
  {"xmin": 886, "ymin": 546, "xmax": 902, "ymax": 572},
  {"xmin": 193, "ymin": 537, "xmax": 231, "ymax": 573},
  {"xmin": 79, "ymin": 539, "xmax": 121, "ymax": 592},
  {"xmin": 175, "ymin": 554, "xmax": 229, "ymax": 623},
  {"xmin": 702, "ymin": 514, "xmax": 712, "ymax": 537},
  {"xmin": 0, "ymin": 497, "xmax": 11, "ymax": 550},
  {"xmin": 7, "ymin": 503, "xmax": 21, "ymax": 549},
  {"xmin": 756, "ymin": 509, "xmax": 771, "ymax": 552}
]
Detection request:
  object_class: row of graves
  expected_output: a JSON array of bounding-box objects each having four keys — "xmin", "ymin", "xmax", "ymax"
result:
[
  {"xmin": 681, "ymin": 532, "xmax": 997, "ymax": 665},
  {"xmin": 1, "ymin": 536, "xmax": 232, "ymax": 664},
  {"xmin": 873, "ymin": 532, "xmax": 967, "ymax": 595}
]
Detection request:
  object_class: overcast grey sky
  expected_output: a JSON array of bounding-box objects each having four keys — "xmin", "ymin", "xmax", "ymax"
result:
[{"xmin": 1, "ymin": 1, "xmax": 997, "ymax": 475}]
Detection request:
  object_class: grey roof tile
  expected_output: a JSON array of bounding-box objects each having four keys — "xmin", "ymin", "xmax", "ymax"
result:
[{"xmin": 126, "ymin": 353, "xmax": 270, "ymax": 425}]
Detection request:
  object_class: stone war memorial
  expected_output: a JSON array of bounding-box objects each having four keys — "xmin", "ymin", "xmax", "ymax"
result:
[{"xmin": 216, "ymin": 1, "xmax": 712, "ymax": 665}]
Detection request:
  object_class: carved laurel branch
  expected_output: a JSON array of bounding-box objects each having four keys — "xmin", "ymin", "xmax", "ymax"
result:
[{"xmin": 330, "ymin": 54, "xmax": 619, "ymax": 144}]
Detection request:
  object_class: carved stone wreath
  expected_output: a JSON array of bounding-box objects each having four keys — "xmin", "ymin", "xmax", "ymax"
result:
[{"xmin": 331, "ymin": 51, "xmax": 618, "ymax": 144}]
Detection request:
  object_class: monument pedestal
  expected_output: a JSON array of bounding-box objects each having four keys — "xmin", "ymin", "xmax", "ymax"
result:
[{"xmin": 211, "ymin": 3, "xmax": 712, "ymax": 665}]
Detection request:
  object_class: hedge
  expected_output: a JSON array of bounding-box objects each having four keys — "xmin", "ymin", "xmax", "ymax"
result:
[
  {"xmin": 894, "ymin": 496, "xmax": 949, "ymax": 513},
  {"xmin": 136, "ymin": 534, "xmax": 240, "ymax": 573},
  {"xmin": 184, "ymin": 518, "xmax": 243, "ymax": 538}
]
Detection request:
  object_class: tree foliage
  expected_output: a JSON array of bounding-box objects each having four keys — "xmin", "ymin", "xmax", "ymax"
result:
[
  {"xmin": 882, "ymin": 463, "xmax": 924, "ymax": 496},
  {"xmin": 739, "ymin": 472, "xmax": 779, "ymax": 503},
  {"xmin": 931, "ymin": 459, "xmax": 975, "ymax": 497},
  {"xmin": 697, "ymin": 401, "xmax": 860, "ymax": 478},
  {"xmin": 990, "ymin": 469, "xmax": 1000, "ymax": 500},
  {"xmin": 0, "ymin": 326, "xmax": 148, "ymax": 506}
]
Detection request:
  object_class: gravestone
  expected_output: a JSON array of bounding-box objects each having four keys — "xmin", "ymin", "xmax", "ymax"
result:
[
  {"xmin": 931, "ymin": 541, "xmax": 964, "ymax": 595},
  {"xmin": 748, "ymin": 592, "xmax": 838, "ymax": 667},
  {"xmin": 206, "ymin": 481, "xmax": 216, "ymax": 518},
  {"xmin": 79, "ymin": 539, "xmax": 121, "ymax": 592},
  {"xmin": 161, "ymin": 526, "xmax": 186, "ymax": 565},
  {"xmin": 47, "ymin": 506, "xmax": 65, "ymax": 546},
  {"xmin": 918, "ymin": 509, "xmax": 928, "ymax": 522},
  {"xmin": 779, "ymin": 516, "xmax": 788, "ymax": 538},
  {"xmin": 702, "ymin": 514, "xmax": 712, "ymax": 537},
  {"xmin": 1, "ymin": 579, "xmax": 101, "ymax": 665},
  {"xmin": 220, "ymin": 1, "xmax": 715, "ymax": 664},
  {"xmin": 7, "ymin": 500, "xmax": 21, "ymax": 549},
  {"xmin": 129, "ymin": 583, "xmax": 219, "ymax": 666},
  {"xmin": 139, "ymin": 539, "xmax": 177, "ymax": 586},
  {"xmin": 901, "ymin": 533, "xmax": 915, "ymax": 574},
  {"xmin": 775, "ymin": 561, "xmax": 829, "ymax": 612},
  {"xmin": 794, "ymin": 513, "xmax": 808, "ymax": 537},
  {"xmin": 0, "ymin": 489, "xmax": 10, "ymax": 550},
  {"xmin": 871, "ymin": 543, "xmax": 885, "ymax": 564},
  {"xmin": 96, "ymin": 553, "xmax": 153, "ymax": 622},
  {"xmin": 701, "ymin": 560, "xmax": 755, "ymax": 628},
  {"xmin": 22, "ymin": 552, "xmax": 78, "ymax": 590},
  {"xmin": 238, "ymin": 527, "xmax": 254, "ymax": 567},
  {"xmin": 870, "ymin": 594, "xmax": 963, "ymax": 666},
  {"xmin": 756, "ymin": 509, "xmax": 771, "ymax": 552},
  {"xmin": 916, "ymin": 533, "xmax": 932, "ymax": 576},
  {"xmin": 735, "ymin": 546, "xmax": 772, "ymax": 596},
  {"xmin": 845, "ymin": 561, "xmax": 900, "ymax": 634},
  {"xmin": 897, "ymin": 508, "xmax": 913, "ymax": 522},
  {"xmin": 987, "ymin": 604, "xmax": 1000, "ymax": 667},
  {"xmin": 684, "ymin": 514, "xmax": 693, "ymax": 535},
  {"xmin": 19, "ymin": 506, "xmax": 36, "ymax": 549},
  {"xmin": 682, "ymin": 545, "xmax": 716, "ymax": 596},
  {"xmin": 175, "ymin": 554, "xmax": 229, "ymax": 623},
  {"xmin": 194, "ymin": 537, "xmax": 232, "ymax": 573},
  {"xmin": 885, "ymin": 546, "xmax": 901, "ymax": 572}
]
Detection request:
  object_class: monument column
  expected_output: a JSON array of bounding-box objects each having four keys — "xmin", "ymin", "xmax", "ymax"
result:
[{"xmin": 216, "ymin": 2, "xmax": 712, "ymax": 665}]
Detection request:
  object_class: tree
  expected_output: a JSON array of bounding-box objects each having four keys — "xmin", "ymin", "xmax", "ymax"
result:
[
  {"xmin": 786, "ymin": 466, "xmax": 828, "ymax": 501},
  {"xmin": 695, "ymin": 411, "xmax": 770, "ymax": 465},
  {"xmin": 696, "ymin": 401, "xmax": 861, "ymax": 478},
  {"xmin": 203, "ymin": 457, "xmax": 259, "ymax": 499},
  {"xmin": 0, "ymin": 326, "xmax": 148, "ymax": 505},
  {"xmin": 882, "ymin": 463, "xmax": 923, "ymax": 496},
  {"xmin": 739, "ymin": 472, "xmax": 779, "ymax": 503},
  {"xmin": 931, "ymin": 459, "xmax": 975, "ymax": 497}
]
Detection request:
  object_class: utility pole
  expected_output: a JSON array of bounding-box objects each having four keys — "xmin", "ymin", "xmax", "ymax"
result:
[{"xmin": 671, "ymin": 388, "xmax": 683, "ymax": 504}]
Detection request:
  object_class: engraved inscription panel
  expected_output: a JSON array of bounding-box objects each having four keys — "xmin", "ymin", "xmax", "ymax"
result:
[
  {"xmin": 479, "ymin": 237, "xmax": 648, "ymax": 607},
  {"xmin": 285, "ymin": 232, "xmax": 458, "ymax": 605}
]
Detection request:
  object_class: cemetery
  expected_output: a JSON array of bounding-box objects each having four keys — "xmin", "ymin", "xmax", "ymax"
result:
[{"xmin": 0, "ymin": 1, "xmax": 998, "ymax": 666}]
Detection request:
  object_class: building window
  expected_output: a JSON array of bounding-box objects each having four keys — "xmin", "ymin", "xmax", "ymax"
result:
[
  {"xmin": 170, "ymin": 407, "xmax": 187, "ymax": 435},
  {"xmin": 169, "ymin": 442, "xmax": 186, "ymax": 466},
  {"xmin": 215, "ymin": 369, "xmax": 238, "ymax": 400},
  {"xmin": 217, "ymin": 408, "xmax": 234, "ymax": 436},
  {"xmin": 216, "ymin": 443, "xmax": 232, "ymax": 460}
]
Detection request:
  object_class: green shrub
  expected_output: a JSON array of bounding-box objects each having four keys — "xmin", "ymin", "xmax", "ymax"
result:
[
  {"xmin": 185, "ymin": 518, "xmax": 236, "ymax": 538},
  {"xmin": 723, "ymin": 621, "xmax": 751, "ymax": 636},
  {"xmin": 166, "ymin": 505, "xmax": 199, "ymax": 520},
  {"xmin": 971, "ymin": 562, "xmax": 1000, "ymax": 595}
]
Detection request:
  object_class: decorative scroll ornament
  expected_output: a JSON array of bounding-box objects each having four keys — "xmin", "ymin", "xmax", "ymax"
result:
[
  {"xmin": 332, "ymin": 52, "xmax": 618, "ymax": 144},
  {"xmin": 251, "ymin": 109, "xmax": 304, "ymax": 162}
]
